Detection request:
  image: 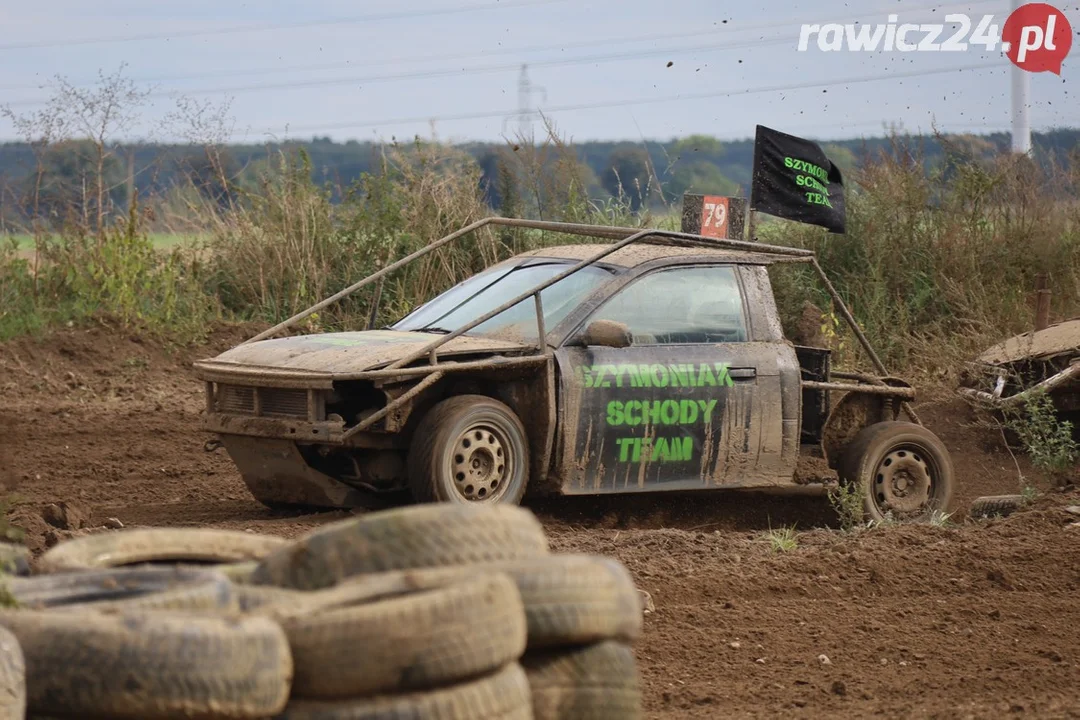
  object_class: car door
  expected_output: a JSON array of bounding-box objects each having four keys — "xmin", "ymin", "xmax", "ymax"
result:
[{"xmin": 553, "ymin": 264, "xmax": 788, "ymax": 494}]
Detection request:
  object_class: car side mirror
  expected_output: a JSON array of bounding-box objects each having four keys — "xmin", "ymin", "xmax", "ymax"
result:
[{"xmin": 578, "ymin": 319, "xmax": 633, "ymax": 349}]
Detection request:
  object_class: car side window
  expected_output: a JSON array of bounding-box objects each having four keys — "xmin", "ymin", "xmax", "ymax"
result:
[{"xmin": 588, "ymin": 266, "xmax": 748, "ymax": 344}]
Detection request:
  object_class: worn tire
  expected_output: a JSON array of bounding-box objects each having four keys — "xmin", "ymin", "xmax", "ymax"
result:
[
  {"xmin": 523, "ymin": 641, "xmax": 641, "ymax": 720},
  {"xmin": 494, "ymin": 555, "xmax": 642, "ymax": 648},
  {"xmin": 839, "ymin": 421, "xmax": 954, "ymax": 523},
  {"xmin": 970, "ymin": 494, "xmax": 1025, "ymax": 519},
  {"xmin": 0, "ymin": 609, "xmax": 292, "ymax": 719},
  {"xmin": 235, "ymin": 584, "xmax": 315, "ymax": 613},
  {"xmin": 365, "ymin": 555, "xmax": 642, "ymax": 649},
  {"xmin": 277, "ymin": 554, "xmax": 642, "ymax": 647},
  {"xmin": 286, "ymin": 573, "xmax": 526, "ymax": 699},
  {"xmin": 408, "ymin": 395, "xmax": 529, "ymax": 505},
  {"xmin": 0, "ymin": 626, "xmax": 25, "ymax": 720},
  {"xmin": 38, "ymin": 527, "xmax": 289, "ymax": 573},
  {"xmin": 218, "ymin": 560, "xmax": 259, "ymax": 583},
  {"xmin": 278, "ymin": 663, "xmax": 531, "ymax": 720},
  {"xmin": 252, "ymin": 503, "xmax": 548, "ymax": 590},
  {"xmin": 0, "ymin": 545, "xmax": 29, "ymax": 578},
  {"xmin": 8, "ymin": 566, "xmax": 236, "ymax": 613}
]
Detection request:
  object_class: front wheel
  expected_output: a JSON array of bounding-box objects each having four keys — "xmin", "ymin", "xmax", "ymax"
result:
[
  {"xmin": 408, "ymin": 395, "xmax": 529, "ymax": 505},
  {"xmin": 839, "ymin": 421, "xmax": 954, "ymax": 523}
]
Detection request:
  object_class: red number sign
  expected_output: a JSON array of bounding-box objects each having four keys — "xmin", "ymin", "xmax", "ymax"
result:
[{"xmin": 700, "ymin": 196, "xmax": 730, "ymax": 239}]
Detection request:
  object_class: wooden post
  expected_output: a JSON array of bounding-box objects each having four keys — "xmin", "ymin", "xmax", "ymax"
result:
[
  {"xmin": 1034, "ymin": 272, "xmax": 1051, "ymax": 331},
  {"xmin": 126, "ymin": 148, "xmax": 136, "ymax": 214}
]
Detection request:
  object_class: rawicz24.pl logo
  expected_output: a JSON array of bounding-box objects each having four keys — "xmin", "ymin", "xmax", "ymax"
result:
[{"xmin": 797, "ymin": 2, "xmax": 1072, "ymax": 74}]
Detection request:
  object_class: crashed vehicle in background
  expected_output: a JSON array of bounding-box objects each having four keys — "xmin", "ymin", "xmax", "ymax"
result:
[
  {"xmin": 193, "ymin": 218, "xmax": 953, "ymax": 523},
  {"xmin": 959, "ymin": 318, "xmax": 1080, "ymax": 419}
]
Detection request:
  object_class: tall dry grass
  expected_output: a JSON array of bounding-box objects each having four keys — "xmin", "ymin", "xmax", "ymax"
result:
[
  {"xmin": 3, "ymin": 128, "xmax": 1080, "ymax": 380},
  {"xmin": 767, "ymin": 138, "xmax": 1080, "ymax": 374},
  {"xmin": 201, "ymin": 141, "xmax": 512, "ymax": 332}
]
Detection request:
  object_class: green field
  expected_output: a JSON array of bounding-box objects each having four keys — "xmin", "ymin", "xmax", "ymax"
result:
[{"xmin": 5, "ymin": 233, "xmax": 202, "ymax": 250}]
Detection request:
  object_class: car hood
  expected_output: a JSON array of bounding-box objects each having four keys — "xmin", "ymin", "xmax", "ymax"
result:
[
  {"xmin": 200, "ymin": 330, "xmax": 531, "ymax": 375},
  {"xmin": 977, "ymin": 318, "xmax": 1080, "ymax": 366}
]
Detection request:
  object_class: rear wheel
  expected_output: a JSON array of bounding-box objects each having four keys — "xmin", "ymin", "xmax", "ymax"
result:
[
  {"xmin": 408, "ymin": 395, "xmax": 529, "ymax": 505},
  {"xmin": 839, "ymin": 421, "xmax": 954, "ymax": 523}
]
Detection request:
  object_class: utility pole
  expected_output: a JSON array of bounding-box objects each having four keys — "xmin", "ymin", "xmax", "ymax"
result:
[
  {"xmin": 517, "ymin": 65, "xmax": 532, "ymax": 137},
  {"xmin": 503, "ymin": 64, "xmax": 546, "ymax": 139},
  {"xmin": 1010, "ymin": 0, "xmax": 1032, "ymax": 154}
]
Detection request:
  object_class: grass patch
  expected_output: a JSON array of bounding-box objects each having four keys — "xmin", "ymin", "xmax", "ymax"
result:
[
  {"xmin": 0, "ymin": 200, "xmax": 217, "ymax": 343},
  {"xmin": 765, "ymin": 525, "xmax": 799, "ymax": 553},
  {"xmin": 927, "ymin": 509, "xmax": 954, "ymax": 527},
  {"xmin": 1021, "ymin": 484, "xmax": 1040, "ymax": 504}
]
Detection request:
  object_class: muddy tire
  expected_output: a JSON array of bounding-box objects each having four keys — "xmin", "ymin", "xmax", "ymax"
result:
[
  {"xmin": 251, "ymin": 503, "xmax": 548, "ymax": 590},
  {"xmin": 839, "ymin": 421, "xmax": 954, "ymax": 523},
  {"xmin": 500, "ymin": 555, "xmax": 642, "ymax": 648},
  {"xmin": 286, "ymin": 574, "xmax": 526, "ymax": 699},
  {"xmin": 38, "ymin": 527, "xmax": 289, "ymax": 573},
  {"xmin": 0, "ymin": 609, "xmax": 292, "ymax": 719},
  {"xmin": 523, "ymin": 641, "xmax": 641, "ymax": 720},
  {"xmin": 408, "ymin": 395, "xmax": 529, "ymax": 505},
  {"xmin": 279, "ymin": 663, "xmax": 531, "ymax": 720},
  {"xmin": 0, "ymin": 544, "xmax": 29, "ymax": 578},
  {"xmin": 393, "ymin": 555, "xmax": 643, "ymax": 648},
  {"xmin": 0, "ymin": 626, "xmax": 25, "ymax": 720},
  {"xmin": 271, "ymin": 553, "xmax": 642, "ymax": 647},
  {"xmin": 8, "ymin": 566, "xmax": 235, "ymax": 613},
  {"xmin": 970, "ymin": 494, "xmax": 1025, "ymax": 519},
  {"xmin": 234, "ymin": 584, "xmax": 314, "ymax": 613}
]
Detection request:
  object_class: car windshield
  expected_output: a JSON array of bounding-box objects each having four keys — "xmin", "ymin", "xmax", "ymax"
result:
[{"xmin": 393, "ymin": 260, "xmax": 614, "ymax": 342}]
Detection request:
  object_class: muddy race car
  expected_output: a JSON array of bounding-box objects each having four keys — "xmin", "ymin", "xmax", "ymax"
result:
[
  {"xmin": 194, "ymin": 219, "xmax": 954, "ymax": 522},
  {"xmin": 959, "ymin": 318, "xmax": 1080, "ymax": 419}
]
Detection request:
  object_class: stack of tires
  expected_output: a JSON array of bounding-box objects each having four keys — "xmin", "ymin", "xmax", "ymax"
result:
[{"xmin": 0, "ymin": 503, "xmax": 643, "ymax": 719}]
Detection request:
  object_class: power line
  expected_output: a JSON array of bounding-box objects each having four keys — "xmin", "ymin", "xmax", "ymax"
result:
[
  {"xmin": 0, "ymin": 27, "xmax": 736, "ymax": 92},
  {"xmin": 244, "ymin": 62, "xmax": 1008, "ymax": 137},
  {"xmin": 149, "ymin": 38, "xmax": 773, "ymax": 97},
  {"xmin": 0, "ymin": 0, "xmax": 1003, "ymax": 90},
  {"xmin": 0, "ymin": 37, "xmax": 790, "ymax": 109},
  {"xmin": 4, "ymin": 1, "xmax": 1008, "ymax": 110},
  {"xmin": 0, "ymin": 0, "xmax": 567, "ymax": 52}
]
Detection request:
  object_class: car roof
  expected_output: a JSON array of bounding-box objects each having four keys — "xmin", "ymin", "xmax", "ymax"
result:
[
  {"xmin": 515, "ymin": 243, "xmax": 782, "ymax": 268},
  {"xmin": 977, "ymin": 317, "xmax": 1080, "ymax": 365}
]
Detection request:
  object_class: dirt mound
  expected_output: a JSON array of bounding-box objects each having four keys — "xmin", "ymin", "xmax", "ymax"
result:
[
  {"xmin": 2, "ymin": 323, "xmax": 1077, "ymax": 716},
  {"xmin": 0, "ymin": 321, "xmax": 265, "ymax": 552},
  {"xmin": 0, "ymin": 321, "xmax": 256, "ymax": 403}
]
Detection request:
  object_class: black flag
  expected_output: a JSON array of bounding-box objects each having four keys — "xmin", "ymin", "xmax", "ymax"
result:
[{"xmin": 750, "ymin": 125, "xmax": 845, "ymax": 234}]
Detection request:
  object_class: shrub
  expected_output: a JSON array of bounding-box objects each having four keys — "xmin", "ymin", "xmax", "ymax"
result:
[
  {"xmin": 828, "ymin": 482, "xmax": 867, "ymax": 532},
  {"xmin": 1005, "ymin": 389, "xmax": 1078, "ymax": 483},
  {"xmin": 765, "ymin": 142, "xmax": 1080, "ymax": 376}
]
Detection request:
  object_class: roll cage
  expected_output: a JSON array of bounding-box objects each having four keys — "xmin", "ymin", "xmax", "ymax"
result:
[{"xmin": 218, "ymin": 218, "xmax": 918, "ymax": 437}]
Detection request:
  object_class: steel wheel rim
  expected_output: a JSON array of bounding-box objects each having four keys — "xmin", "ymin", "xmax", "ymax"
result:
[
  {"xmin": 871, "ymin": 445, "xmax": 936, "ymax": 518},
  {"xmin": 447, "ymin": 422, "xmax": 513, "ymax": 502}
]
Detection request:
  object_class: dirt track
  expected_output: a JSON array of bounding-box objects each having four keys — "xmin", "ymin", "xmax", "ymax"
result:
[{"xmin": 2, "ymin": 325, "xmax": 1079, "ymax": 718}]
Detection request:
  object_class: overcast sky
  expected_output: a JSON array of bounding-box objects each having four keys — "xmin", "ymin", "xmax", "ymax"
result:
[{"xmin": 0, "ymin": 0, "xmax": 1076, "ymax": 143}]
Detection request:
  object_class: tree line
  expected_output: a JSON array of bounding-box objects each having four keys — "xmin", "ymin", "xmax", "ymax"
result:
[{"xmin": 1, "ymin": 118, "xmax": 1078, "ymax": 232}]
